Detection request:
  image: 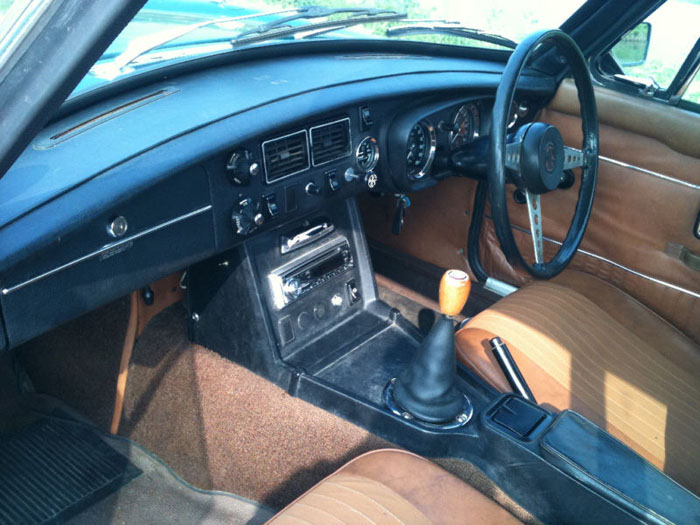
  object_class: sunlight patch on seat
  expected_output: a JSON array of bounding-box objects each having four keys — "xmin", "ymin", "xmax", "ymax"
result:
[{"xmin": 604, "ymin": 371, "xmax": 667, "ymax": 465}]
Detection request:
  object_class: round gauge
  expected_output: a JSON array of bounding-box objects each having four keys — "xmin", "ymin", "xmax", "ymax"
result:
[
  {"xmin": 406, "ymin": 120, "xmax": 437, "ymax": 179},
  {"xmin": 449, "ymin": 104, "xmax": 480, "ymax": 149},
  {"xmin": 355, "ymin": 136, "xmax": 379, "ymax": 172}
]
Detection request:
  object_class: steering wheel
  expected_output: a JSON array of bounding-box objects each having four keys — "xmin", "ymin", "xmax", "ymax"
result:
[{"xmin": 489, "ymin": 29, "xmax": 599, "ymax": 279}]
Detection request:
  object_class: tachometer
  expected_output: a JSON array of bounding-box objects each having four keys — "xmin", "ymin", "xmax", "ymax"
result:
[
  {"xmin": 449, "ymin": 104, "xmax": 480, "ymax": 149},
  {"xmin": 406, "ymin": 120, "xmax": 436, "ymax": 179}
]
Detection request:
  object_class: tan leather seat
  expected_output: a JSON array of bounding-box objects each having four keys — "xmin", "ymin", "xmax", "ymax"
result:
[
  {"xmin": 456, "ymin": 270, "xmax": 700, "ymax": 494},
  {"xmin": 268, "ymin": 449, "xmax": 521, "ymax": 524}
]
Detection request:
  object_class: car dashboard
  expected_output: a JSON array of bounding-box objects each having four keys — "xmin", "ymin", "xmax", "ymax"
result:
[{"xmin": 0, "ymin": 51, "xmax": 553, "ymax": 350}]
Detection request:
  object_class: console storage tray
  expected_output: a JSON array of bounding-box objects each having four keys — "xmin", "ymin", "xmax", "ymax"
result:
[{"xmin": 540, "ymin": 410, "xmax": 699, "ymax": 524}]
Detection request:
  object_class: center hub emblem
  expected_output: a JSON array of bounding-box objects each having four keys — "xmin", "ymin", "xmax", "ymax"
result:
[{"xmin": 544, "ymin": 142, "xmax": 556, "ymax": 172}]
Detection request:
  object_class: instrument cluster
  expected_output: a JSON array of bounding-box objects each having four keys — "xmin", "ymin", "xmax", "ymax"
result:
[
  {"xmin": 401, "ymin": 98, "xmax": 527, "ymax": 182},
  {"xmin": 403, "ymin": 101, "xmax": 483, "ymax": 182}
]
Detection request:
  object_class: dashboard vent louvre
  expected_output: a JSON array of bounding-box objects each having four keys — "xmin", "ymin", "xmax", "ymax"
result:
[
  {"xmin": 262, "ymin": 130, "xmax": 310, "ymax": 182},
  {"xmin": 310, "ymin": 118, "xmax": 351, "ymax": 166}
]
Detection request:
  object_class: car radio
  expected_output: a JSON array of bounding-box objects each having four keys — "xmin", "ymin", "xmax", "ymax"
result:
[{"xmin": 268, "ymin": 241, "xmax": 354, "ymax": 310}]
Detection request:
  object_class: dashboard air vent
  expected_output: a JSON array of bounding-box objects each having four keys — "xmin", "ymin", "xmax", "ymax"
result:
[
  {"xmin": 262, "ymin": 130, "xmax": 310, "ymax": 182},
  {"xmin": 310, "ymin": 118, "xmax": 351, "ymax": 166}
]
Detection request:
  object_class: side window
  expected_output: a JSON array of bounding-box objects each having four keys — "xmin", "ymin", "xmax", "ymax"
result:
[
  {"xmin": 597, "ymin": 0, "xmax": 700, "ymax": 111},
  {"xmin": 681, "ymin": 70, "xmax": 699, "ymax": 105}
]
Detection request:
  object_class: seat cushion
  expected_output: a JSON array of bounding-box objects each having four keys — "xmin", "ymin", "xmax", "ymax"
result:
[
  {"xmin": 455, "ymin": 270, "xmax": 700, "ymax": 494},
  {"xmin": 268, "ymin": 449, "xmax": 521, "ymax": 524}
]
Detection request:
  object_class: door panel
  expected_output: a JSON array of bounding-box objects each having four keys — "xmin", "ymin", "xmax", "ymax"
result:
[{"xmin": 481, "ymin": 80, "xmax": 700, "ymax": 343}]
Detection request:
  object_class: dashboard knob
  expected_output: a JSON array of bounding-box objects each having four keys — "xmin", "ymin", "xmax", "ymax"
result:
[
  {"xmin": 226, "ymin": 150, "xmax": 258, "ymax": 186},
  {"xmin": 305, "ymin": 181, "xmax": 321, "ymax": 196},
  {"xmin": 231, "ymin": 197, "xmax": 263, "ymax": 236}
]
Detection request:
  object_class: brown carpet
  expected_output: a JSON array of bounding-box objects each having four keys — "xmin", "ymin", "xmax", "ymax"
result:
[
  {"xmin": 16, "ymin": 297, "xmax": 129, "ymax": 430},
  {"xmin": 16, "ymin": 295, "xmax": 534, "ymax": 521},
  {"xmin": 118, "ymin": 303, "xmax": 392, "ymax": 509}
]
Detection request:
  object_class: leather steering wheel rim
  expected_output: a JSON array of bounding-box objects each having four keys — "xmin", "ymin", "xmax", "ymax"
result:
[{"xmin": 489, "ymin": 29, "xmax": 599, "ymax": 279}]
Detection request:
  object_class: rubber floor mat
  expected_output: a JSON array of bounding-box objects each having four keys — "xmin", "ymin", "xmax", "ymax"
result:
[{"xmin": 0, "ymin": 418, "xmax": 141, "ymax": 524}]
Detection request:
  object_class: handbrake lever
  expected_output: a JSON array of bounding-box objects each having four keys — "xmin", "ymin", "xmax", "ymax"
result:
[{"xmin": 489, "ymin": 337, "xmax": 537, "ymax": 403}]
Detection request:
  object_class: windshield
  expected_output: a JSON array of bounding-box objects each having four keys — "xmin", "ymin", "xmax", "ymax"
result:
[{"xmin": 65, "ymin": 0, "xmax": 586, "ymax": 98}]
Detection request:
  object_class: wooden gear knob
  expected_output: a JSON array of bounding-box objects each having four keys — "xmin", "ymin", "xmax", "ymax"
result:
[{"xmin": 439, "ymin": 270, "xmax": 471, "ymax": 316}]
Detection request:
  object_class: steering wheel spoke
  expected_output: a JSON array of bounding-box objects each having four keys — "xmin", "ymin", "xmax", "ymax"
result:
[
  {"xmin": 525, "ymin": 190, "xmax": 544, "ymax": 264},
  {"xmin": 505, "ymin": 141, "xmax": 522, "ymax": 172},
  {"xmin": 562, "ymin": 146, "xmax": 585, "ymax": 170}
]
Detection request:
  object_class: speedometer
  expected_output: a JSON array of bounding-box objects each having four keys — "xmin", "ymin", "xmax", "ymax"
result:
[
  {"xmin": 406, "ymin": 120, "xmax": 436, "ymax": 179},
  {"xmin": 449, "ymin": 103, "xmax": 480, "ymax": 149}
]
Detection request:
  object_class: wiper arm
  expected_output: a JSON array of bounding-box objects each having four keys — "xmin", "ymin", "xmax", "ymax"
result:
[
  {"xmin": 232, "ymin": 6, "xmax": 406, "ymax": 47},
  {"xmin": 386, "ymin": 22, "xmax": 517, "ymax": 49},
  {"xmin": 93, "ymin": 8, "xmax": 297, "ymax": 79}
]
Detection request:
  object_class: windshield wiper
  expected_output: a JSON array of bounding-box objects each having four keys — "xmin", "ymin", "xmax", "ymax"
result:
[
  {"xmin": 232, "ymin": 6, "xmax": 406, "ymax": 47},
  {"xmin": 386, "ymin": 22, "xmax": 517, "ymax": 49},
  {"xmin": 92, "ymin": 8, "xmax": 299, "ymax": 79}
]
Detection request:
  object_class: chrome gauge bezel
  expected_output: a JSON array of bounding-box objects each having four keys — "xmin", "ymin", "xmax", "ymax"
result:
[
  {"xmin": 406, "ymin": 119, "xmax": 437, "ymax": 180},
  {"xmin": 449, "ymin": 103, "xmax": 480, "ymax": 150},
  {"xmin": 355, "ymin": 136, "xmax": 380, "ymax": 172}
]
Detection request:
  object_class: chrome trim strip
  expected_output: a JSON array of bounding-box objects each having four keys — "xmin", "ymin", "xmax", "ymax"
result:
[
  {"xmin": 309, "ymin": 117, "xmax": 352, "ymax": 167},
  {"xmin": 507, "ymin": 221, "xmax": 700, "ymax": 300},
  {"xmin": 1, "ymin": 205, "xmax": 213, "ymax": 296},
  {"xmin": 262, "ymin": 129, "xmax": 310, "ymax": 184},
  {"xmin": 599, "ymin": 155, "xmax": 700, "ymax": 190}
]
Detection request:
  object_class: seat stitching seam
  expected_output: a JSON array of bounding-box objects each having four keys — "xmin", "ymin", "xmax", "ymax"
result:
[
  {"xmin": 306, "ymin": 492, "xmax": 378, "ymax": 524},
  {"xmin": 324, "ymin": 480, "xmax": 407, "ymax": 524},
  {"xmin": 292, "ymin": 501, "xmax": 347, "ymax": 524}
]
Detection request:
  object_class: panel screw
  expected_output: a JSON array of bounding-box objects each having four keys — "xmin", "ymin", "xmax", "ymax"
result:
[{"xmin": 191, "ymin": 313, "xmax": 200, "ymax": 322}]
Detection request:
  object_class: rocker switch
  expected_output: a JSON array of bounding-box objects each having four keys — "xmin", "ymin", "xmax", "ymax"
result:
[
  {"xmin": 327, "ymin": 171, "xmax": 340, "ymax": 192},
  {"xmin": 346, "ymin": 279, "xmax": 360, "ymax": 305},
  {"xmin": 264, "ymin": 194, "xmax": 280, "ymax": 217}
]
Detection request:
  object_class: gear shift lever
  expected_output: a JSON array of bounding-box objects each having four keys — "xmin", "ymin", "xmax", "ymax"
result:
[{"xmin": 386, "ymin": 270, "xmax": 473, "ymax": 426}]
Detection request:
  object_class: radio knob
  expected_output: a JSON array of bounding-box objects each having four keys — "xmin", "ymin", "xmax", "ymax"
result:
[{"xmin": 283, "ymin": 278, "xmax": 302, "ymax": 298}]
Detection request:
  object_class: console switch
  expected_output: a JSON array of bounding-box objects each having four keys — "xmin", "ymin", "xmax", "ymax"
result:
[
  {"xmin": 264, "ymin": 193, "xmax": 280, "ymax": 217},
  {"xmin": 346, "ymin": 279, "xmax": 360, "ymax": 305},
  {"xmin": 327, "ymin": 171, "xmax": 340, "ymax": 192},
  {"xmin": 359, "ymin": 105, "xmax": 373, "ymax": 130}
]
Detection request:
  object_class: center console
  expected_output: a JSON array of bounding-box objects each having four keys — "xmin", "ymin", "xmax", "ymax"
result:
[{"xmin": 185, "ymin": 196, "xmax": 699, "ymax": 524}]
